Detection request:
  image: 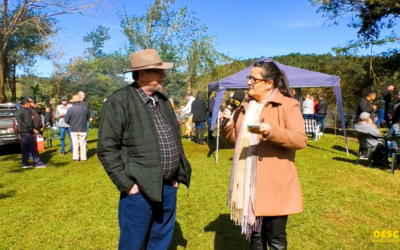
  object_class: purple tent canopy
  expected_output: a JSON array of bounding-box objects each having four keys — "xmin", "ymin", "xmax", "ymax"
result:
[{"xmin": 208, "ymin": 57, "xmax": 348, "ymax": 155}]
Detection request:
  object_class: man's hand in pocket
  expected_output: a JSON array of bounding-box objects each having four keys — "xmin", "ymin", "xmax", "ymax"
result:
[{"xmin": 127, "ymin": 184, "xmax": 139, "ymax": 194}]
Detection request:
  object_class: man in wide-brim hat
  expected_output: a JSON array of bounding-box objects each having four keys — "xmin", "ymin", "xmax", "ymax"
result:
[
  {"xmin": 97, "ymin": 49, "xmax": 192, "ymax": 250},
  {"xmin": 64, "ymin": 95, "xmax": 89, "ymax": 162}
]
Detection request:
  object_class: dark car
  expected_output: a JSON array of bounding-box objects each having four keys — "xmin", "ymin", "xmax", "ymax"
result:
[{"xmin": 0, "ymin": 103, "xmax": 20, "ymax": 146}]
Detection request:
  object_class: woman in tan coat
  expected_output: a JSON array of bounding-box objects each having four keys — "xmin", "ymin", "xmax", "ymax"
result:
[{"xmin": 220, "ymin": 61, "xmax": 307, "ymax": 250}]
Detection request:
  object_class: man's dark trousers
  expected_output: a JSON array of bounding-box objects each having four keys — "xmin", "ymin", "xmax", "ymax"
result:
[
  {"xmin": 118, "ymin": 182, "xmax": 178, "ymax": 250},
  {"xmin": 20, "ymin": 133, "xmax": 43, "ymax": 166}
]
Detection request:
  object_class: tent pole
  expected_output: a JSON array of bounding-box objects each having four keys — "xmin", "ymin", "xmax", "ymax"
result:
[
  {"xmin": 207, "ymin": 91, "xmax": 209, "ymax": 146},
  {"xmin": 335, "ymin": 103, "xmax": 338, "ymax": 135},
  {"xmin": 216, "ymin": 114, "xmax": 220, "ymax": 163}
]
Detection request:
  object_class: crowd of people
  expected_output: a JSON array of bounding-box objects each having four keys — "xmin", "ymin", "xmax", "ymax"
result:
[
  {"xmin": 300, "ymin": 93, "xmax": 328, "ymax": 136},
  {"xmin": 353, "ymin": 83, "xmax": 400, "ymax": 166},
  {"xmin": 17, "ymin": 91, "xmax": 91, "ymax": 168}
]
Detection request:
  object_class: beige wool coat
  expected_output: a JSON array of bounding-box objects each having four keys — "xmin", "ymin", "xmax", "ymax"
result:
[{"xmin": 221, "ymin": 91, "xmax": 307, "ymax": 216}]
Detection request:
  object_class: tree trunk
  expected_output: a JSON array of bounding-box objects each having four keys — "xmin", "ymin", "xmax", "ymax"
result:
[{"xmin": 0, "ymin": 51, "xmax": 7, "ymax": 103}]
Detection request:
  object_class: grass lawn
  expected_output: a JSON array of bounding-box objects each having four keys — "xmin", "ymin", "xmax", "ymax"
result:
[{"xmin": 1, "ymin": 130, "xmax": 400, "ymax": 249}]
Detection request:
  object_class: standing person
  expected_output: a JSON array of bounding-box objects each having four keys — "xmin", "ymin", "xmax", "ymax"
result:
[
  {"xmin": 357, "ymin": 91, "xmax": 377, "ymax": 120},
  {"xmin": 45, "ymin": 99, "xmax": 55, "ymax": 127},
  {"xmin": 17, "ymin": 98, "xmax": 47, "ymax": 169},
  {"xmin": 315, "ymin": 95, "xmax": 328, "ymax": 133},
  {"xmin": 220, "ymin": 61, "xmax": 306, "ymax": 250},
  {"xmin": 302, "ymin": 95, "xmax": 314, "ymax": 119},
  {"xmin": 312, "ymin": 96, "xmax": 319, "ymax": 116},
  {"xmin": 27, "ymin": 97, "xmax": 43, "ymax": 133},
  {"xmin": 208, "ymin": 95, "xmax": 216, "ymax": 139},
  {"xmin": 97, "ymin": 49, "xmax": 192, "ymax": 250},
  {"xmin": 191, "ymin": 92, "xmax": 208, "ymax": 145},
  {"xmin": 391, "ymin": 91, "xmax": 400, "ymax": 127},
  {"xmin": 179, "ymin": 93, "xmax": 195, "ymax": 140},
  {"xmin": 64, "ymin": 95, "xmax": 89, "ymax": 162},
  {"xmin": 55, "ymin": 96, "xmax": 73, "ymax": 155},
  {"xmin": 78, "ymin": 91, "xmax": 92, "ymax": 139},
  {"xmin": 376, "ymin": 83, "xmax": 394, "ymax": 128}
]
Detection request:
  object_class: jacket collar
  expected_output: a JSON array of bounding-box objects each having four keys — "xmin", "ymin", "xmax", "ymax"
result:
[{"xmin": 240, "ymin": 90, "xmax": 285, "ymax": 109}]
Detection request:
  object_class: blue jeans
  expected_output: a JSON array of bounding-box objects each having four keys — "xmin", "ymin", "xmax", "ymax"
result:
[
  {"xmin": 59, "ymin": 127, "xmax": 72, "ymax": 153},
  {"xmin": 375, "ymin": 108, "xmax": 391, "ymax": 128},
  {"xmin": 195, "ymin": 121, "xmax": 205, "ymax": 129},
  {"xmin": 20, "ymin": 134, "xmax": 44, "ymax": 166},
  {"xmin": 85, "ymin": 121, "xmax": 90, "ymax": 140},
  {"xmin": 118, "ymin": 183, "xmax": 178, "ymax": 250},
  {"xmin": 315, "ymin": 114, "xmax": 327, "ymax": 132},
  {"xmin": 303, "ymin": 114, "xmax": 314, "ymax": 120}
]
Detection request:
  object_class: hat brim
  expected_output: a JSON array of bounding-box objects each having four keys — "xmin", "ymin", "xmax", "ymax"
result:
[
  {"xmin": 121, "ymin": 62, "xmax": 173, "ymax": 74},
  {"xmin": 70, "ymin": 99, "xmax": 80, "ymax": 103}
]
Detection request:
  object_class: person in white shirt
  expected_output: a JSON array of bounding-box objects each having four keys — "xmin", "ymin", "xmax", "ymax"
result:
[
  {"xmin": 302, "ymin": 95, "xmax": 314, "ymax": 119},
  {"xmin": 179, "ymin": 93, "xmax": 195, "ymax": 140},
  {"xmin": 55, "ymin": 96, "xmax": 73, "ymax": 155}
]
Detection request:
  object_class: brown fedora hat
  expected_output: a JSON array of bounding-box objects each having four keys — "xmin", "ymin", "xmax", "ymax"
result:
[{"xmin": 122, "ymin": 49, "xmax": 173, "ymax": 74}]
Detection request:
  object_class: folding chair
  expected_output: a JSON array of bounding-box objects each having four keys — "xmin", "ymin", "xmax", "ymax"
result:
[
  {"xmin": 385, "ymin": 135, "xmax": 400, "ymax": 174},
  {"xmin": 303, "ymin": 119, "xmax": 318, "ymax": 141},
  {"xmin": 45, "ymin": 126, "xmax": 60, "ymax": 148}
]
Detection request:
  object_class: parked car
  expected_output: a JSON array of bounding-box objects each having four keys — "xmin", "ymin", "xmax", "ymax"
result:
[{"xmin": 0, "ymin": 103, "xmax": 20, "ymax": 146}]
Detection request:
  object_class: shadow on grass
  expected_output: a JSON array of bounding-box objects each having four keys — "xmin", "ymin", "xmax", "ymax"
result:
[
  {"xmin": 7, "ymin": 166, "xmax": 35, "ymax": 173},
  {"xmin": 206, "ymin": 138, "xmax": 233, "ymax": 158},
  {"xmin": 332, "ymin": 145, "xmax": 358, "ymax": 156},
  {"xmin": 0, "ymin": 190, "xmax": 16, "ymax": 200},
  {"xmin": 306, "ymin": 144, "xmax": 333, "ymax": 153},
  {"xmin": 87, "ymin": 148, "xmax": 97, "ymax": 159},
  {"xmin": 87, "ymin": 139, "xmax": 97, "ymax": 144},
  {"xmin": 332, "ymin": 157, "xmax": 390, "ymax": 171},
  {"xmin": 168, "ymin": 221, "xmax": 187, "ymax": 250},
  {"xmin": 204, "ymin": 214, "xmax": 249, "ymax": 250}
]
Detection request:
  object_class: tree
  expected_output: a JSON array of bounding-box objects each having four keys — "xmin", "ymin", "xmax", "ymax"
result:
[
  {"xmin": 310, "ymin": 0, "xmax": 400, "ymax": 52},
  {"xmin": 119, "ymin": 0, "xmax": 231, "ymax": 100},
  {"xmin": 0, "ymin": 0, "xmax": 110, "ymax": 103},
  {"xmin": 6, "ymin": 12, "xmax": 56, "ymax": 101},
  {"xmin": 83, "ymin": 25, "xmax": 111, "ymax": 58}
]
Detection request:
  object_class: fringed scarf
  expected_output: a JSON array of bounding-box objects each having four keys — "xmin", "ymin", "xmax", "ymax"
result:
[{"xmin": 228, "ymin": 88, "xmax": 278, "ymax": 239}]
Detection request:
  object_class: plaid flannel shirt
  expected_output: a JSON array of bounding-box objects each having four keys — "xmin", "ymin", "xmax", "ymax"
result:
[{"xmin": 134, "ymin": 84, "xmax": 181, "ymax": 180}]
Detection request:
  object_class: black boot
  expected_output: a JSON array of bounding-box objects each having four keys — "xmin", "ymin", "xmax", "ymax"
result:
[
  {"xmin": 194, "ymin": 129, "xmax": 200, "ymax": 144},
  {"xmin": 199, "ymin": 128, "xmax": 204, "ymax": 145}
]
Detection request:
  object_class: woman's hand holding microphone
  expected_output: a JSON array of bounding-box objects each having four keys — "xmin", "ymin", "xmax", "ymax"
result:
[{"xmin": 220, "ymin": 107, "xmax": 233, "ymax": 127}]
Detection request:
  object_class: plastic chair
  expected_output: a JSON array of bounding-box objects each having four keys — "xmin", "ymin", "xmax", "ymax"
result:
[
  {"xmin": 353, "ymin": 131, "xmax": 374, "ymax": 167},
  {"xmin": 385, "ymin": 135, "xmax": 400, "ymax": 174},
  {"xmin": 46, "ymin": 126, "xmax": 60, "ymax": 148}
]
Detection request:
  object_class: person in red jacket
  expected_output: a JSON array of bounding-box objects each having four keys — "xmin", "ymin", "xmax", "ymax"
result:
[{"xmin": 312, "ymin": 96, "xmax": 319, "ymax": 117}]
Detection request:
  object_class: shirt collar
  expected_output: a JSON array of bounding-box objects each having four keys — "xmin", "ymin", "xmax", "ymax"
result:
[{"xmin": 133, "ymin": 83, "xmax": 159, "ymax": 105}]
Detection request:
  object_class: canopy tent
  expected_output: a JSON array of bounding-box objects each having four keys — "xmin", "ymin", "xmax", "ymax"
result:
[{"xmin": 208, "ymin": 57, "xmax": 348, "ymax": 161}]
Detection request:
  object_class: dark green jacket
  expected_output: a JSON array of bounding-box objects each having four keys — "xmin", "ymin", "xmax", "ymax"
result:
[{"xmin": 97, "ymin": 85, "xmax": 191, "ymax": 202}]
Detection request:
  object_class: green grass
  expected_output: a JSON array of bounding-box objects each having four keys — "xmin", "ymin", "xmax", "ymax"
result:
[{"xmin": 1, "ymin": 131, "xmax": 400, "ymax": 249}]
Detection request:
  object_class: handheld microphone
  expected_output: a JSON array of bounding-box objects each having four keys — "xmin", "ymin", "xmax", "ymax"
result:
[{"xmin": 221, "ymin": 89, "xmax": 245, "ymax": 126}]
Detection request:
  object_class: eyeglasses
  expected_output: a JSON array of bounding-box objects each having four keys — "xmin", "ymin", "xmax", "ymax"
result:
[{"xmin": 246, "ymin": 75, "xmax": 265, "ymax": 84}]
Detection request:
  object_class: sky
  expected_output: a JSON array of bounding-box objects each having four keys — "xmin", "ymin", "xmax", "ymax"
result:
[{"xmin": 31, "ymin": 0, "xmax": 397, "ymax": 77}]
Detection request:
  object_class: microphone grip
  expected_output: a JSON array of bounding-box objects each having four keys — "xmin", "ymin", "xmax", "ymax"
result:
[{"xmin": 221, "ymin": 105, "xmax": 233, "ymax": 127}]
